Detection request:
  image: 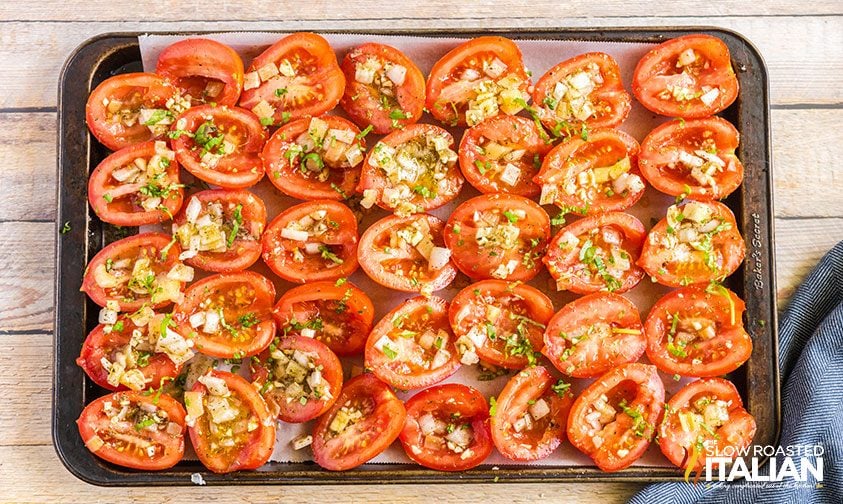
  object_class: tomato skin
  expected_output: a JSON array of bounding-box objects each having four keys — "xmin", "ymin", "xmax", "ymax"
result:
[
  {"xmin": 632, "ymin": 34, "xmax": 739, "ymax": 118},
  {"xmin": 77, "ymin": 390, "xmax": 186, "ymax": 470},
  {"xmin": 567, "ymin": 363, "xmax": 665, "ymax": 472},
  {"xmin": 644, "ymin": 286, "xmax": 752, "ymax": 377},
  {"xmin": 340, "ymin": 43, "xmax": 426, "ymax": 134},
  {"xmin": 312, "ymin": 373, "xmax": 407, "ymax": 471},
  {"xmin": 261, "ymin": 200, "xmax": 359, "ymax": 283},
  {"xmin": 170, "ymin": 105, "xmax": 266, "ymax": 189},
  {"xmin": 156, "ymin": 38, "xmax": 244, "ymax": 107},
  {"xmin": 399, "ymin": 384, "xmax": 492, "ymax": 471},
  {"xmin": 188, "ymin": 370, "xmax": 276, "ymax": 473},
  {"xmin": 448, "ymin": 280, "xmax": 554, "ymax": 369},
  {"xmin": 491, "ymin": 366, "xmax": 574, "ymax": 461},
  {"xmin": 544, "ymin": 212, "xmax": 646, "ymax": 294},
  {"xmin": 639, "ymin": 117, "xmax": 744, "ymax": 200},
  {"xmin": 86, "ymin": 72, "xmax": 178, "ymax": 151}
]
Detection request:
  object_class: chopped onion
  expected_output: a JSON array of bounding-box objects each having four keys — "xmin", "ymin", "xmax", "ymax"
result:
[
  {"xmin": 386, "ymin": 64, "xmax": 407, "ymax": 85},
  {"xmin": 292, "ymin": 434, "xmax": 313, "ymax": 450},
  {"xmin": 197, "ymin": 374, "xmax": 230, "ymax": 397},
  {"xmin": 529, "ymin": 398, "xmax": 551, "ymax": 421},
  {"xmin": 699, "ymin": 87, "xmax": 720, "ymax": 107},
  {"xmin": 461, "ymin": 68, "xmax": 481, "ymax": 81},
  {"xmin": 428, "ymin": 246, "xmax": 451, "ymax": 270},
  {"xmin": 300, "ymin": 327, "xmax": 316, "ymax": 338},
  {"xmin": 431, "ymin": 349, "xmax": 451, "ymax": 368},
  {"xmin": 418, "ymin": 413, "xmax": 440, "ymax": 435},
  {"xmin": 98, "ymin": 307, "xmax": 118, "ymax": 325},
  {"xmin": 303, "ymin": 242, "xmax": 321, "ymax": 255},
  {"xmin": 203, "ymin": 310, "xmax": 220, "ymax": 334},
  {"xmin": 189, "ymin": 311, "xmax": 206, "ymax": 329},
  {"xmin": 485, "ymin": 57, "xmax": 508, "ymax": 79},
  {"xmin": 243, "ymin": 71, "xmax": 260, "ymax": 91},
  {"xmin": 167, "ymin": 263, "xmax": 195, "ymax": 282},
  {"xmin": 280, "ymin": 227, "xmax": 309, "ymax": 241},
  {"xmin": 185, "ymin": 196, "xmax": 202, "ymax": 223}
]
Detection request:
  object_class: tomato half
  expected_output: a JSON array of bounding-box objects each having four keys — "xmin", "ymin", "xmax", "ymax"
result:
[
  {"xmin": 443, "ymin": 193, "xmax": 550, "ymax": 282},
  {"xmin": 490, "ymin": 366, "xmax": 574, "ymax": 461},
  {"xmin": 449, "ymin": 280, "xmax": 554, "ymax": 369},
  {"xmin": 426, "ymin": 36, "xmax": 531, "ymax": 127},
  {"xmin": 632, "ymin": 34, "xmax": 739, "ymax": 118},
  {"xmin": 187, "ymin": 370, "xmax": 275, "ymax": 473},
  {"xmin": 534, "ymin": 128, "xmax": 644, "ymax": 215},
  {"xmin": 544, "ymin": 212, "xmax": 646, "ymax": 294},
  {"xmin": 533, "ymin": 52, "xmax": 631, "ymax": 134},
  {"xmin": 77, "ymin": 390, "xmax": 186, "ymax": 470},
  {"xmin": 399, "ymin": 384, "xmax": 492, "ymax": 471},
  {"xmin": 86, "ymin": 72, "xmax": 179, "ymax": 151},
  {"xmin": 659, "ymin": 378, "xmax": 756, "ymax": 470},
  {"xmin": 638, "ymin": 200, "xmax": 745, "ymax": 287},
  {"xmin": 263, "ymin": 115, "xmax": 365, "ymax": 201},
  {"xmin": 644, "ymin": 286, "xmax": 752, "ymax": 377},
  {"xmin": 340, "ymin": 43, "xmax": 426, "ymax": 134},
  {"xmin": 357, "ymin": 123, "xmax": 464, "ymax": 215},
  {"xmin": 173, "ymin": 189, "xmax": 267, "ymax": 273},
  {"xmin": 173, "ymin": 271, "xmax": 276, "ymax": 359},
  {"xmin": 364, "ymin": 296, "xmax": 461, "ymax": 390},
  {"xmin": 458, "ymin": 115, "xmax": 552, "ymax": 197},
  {"xmin": 261, "ymin": 200, "xmax": 359, "ymax": 283},
  {"xmin": 567, "ymin": 363, "xmax": 665, "ymax": 472},
  {"xmin": 312, "ymin": 373, "xmax": 406, "ymax": 471},
  {"xmin": 170, "ymin": 104, "xmax": 266, "ymax": 188},
  {"xmin": 358, "ymin": 213, "xmax": 457, "ymax": 294},
  {"xmin": 639, "ymin": 117, "xmax": 744, "ymax": 200},
  {"xmin": 156, "ymin": 38, "xmax": 245, "ymax": 107},
  {"xmin": 239, "ymin": 32, "xmax": 345, "ymax": 124}
]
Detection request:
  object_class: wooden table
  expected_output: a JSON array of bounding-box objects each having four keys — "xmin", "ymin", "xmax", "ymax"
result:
[{"xmin": 1, "ymin": 1, "xmax": 840, "ymax": 502}]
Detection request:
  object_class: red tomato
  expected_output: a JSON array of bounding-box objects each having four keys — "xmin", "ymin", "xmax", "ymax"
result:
[
  {"xmin": 659, "ymin": 378, "xmax": 756, "ymax": 470},
  {"xmin": 340, "ymin": 43, "xmax": 426, "ymax": 134},
  {"xmin": 156, "ymin": 38, "xmax": 244, "ymax": 107},
  {"xmin": 632, "ymin": 34, "xmax": 739, "ymax": 118},
  {"xmin": 173, "ymin": 271, "xmax": 276, "ymax": 359},
  {"xmin": 542, "ymin": 293, "xmax": 645, "ymax": 378},
  {"xmin": 272, "ymin": 280, "xmax": 373, "ymax": 356},
  {"xmin": 639, "ymin": 117, "xmax": 744, "ymax": 200},
  {"xmin": 239, "ymin": 32, "xmax": 345, "ymax": 124},
  {"xmin": 357, "ymin": 124, "xmax": 464, "ymax": 214},
  {"xmin": 170, "ymin": 104, "xmax": 266, "ymax": 188},
  {"xmin": 399, "ymin": 384, "xmax": 492, "ymax": 471},
  {"xmin": 533, "ymin": 52, "xmax": 632, "ymax": 134},
  {"xmin": 458, "ymin": 115, "xmax": 552, "ymax": 197},
  {"xmin": 77, "ymin": 390, "xmax": 186, "ymax": 470},
  {"xmin": 567, "ymin": 363, "xmax": 665, "ymax": 472},
  {"xmin": 638, "ymin": 200, "xmax": 745, "ymax": 287},
  {"xmin": 534, "ymin": 128, "xmax": 644, "ymax": 216},
  {"xmin": 81, "ymin": 232, "xmax": 186, "ymax": 312},
  {"xmin": 443, "ymin": 193, "xmax": 550, "ymax": 282},
  {"xmin": 448, "ymin": 280, "xmax": 554, "ymax": 369},
  {"xmin": 173, "ymin": 189, "xmax": 267, "ymax": 273},
  {"xmin": 358, "ymin": 213, "xmax": 457, "ymax": 294},
  {"xmin": 187, "ymin": 370, "xmax": 275, "ymax": 473},
  {"xmin": 263, "ymin": 115, "xmax": 365, "ymax": 201},
  {"xmin": 544, "ymin": 212, "xmax": 646, "ymax": 294},
  {"xmin": 364, "ymin": 296, "xmax": 461, "ymax": 390},
  {"xmin": 426, "ymin": 36, "xmax": 531, "ymax": 127},
  {"xmin": 644, "ymin": 286, "xmax": 752, "ymax": 377},
  {"xmin": 261, "ymin": 200, "xmax": 359, "ymax": 283},
  {"xmin": 249, "ymin": 334, "xmax": 343, "ymax": 423},
  {"xmin": 88, "ymin": 141, "xmax": 183, "ymax": 226},
  {"xmin": 490, "ymin": 366, "xmax": 574, "ymax": 461},
  {"xmin": 312, "ymin": 373, "xmax": 407, "ymax": 471},
  {"xmin": 86, "ymin": 72, "xmax": 179, "ymax": 151}
]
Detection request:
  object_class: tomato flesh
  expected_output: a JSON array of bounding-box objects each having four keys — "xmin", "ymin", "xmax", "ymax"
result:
[{"xmin": 156, "ymin": 38, "xmax": 245, "ymax": 107}]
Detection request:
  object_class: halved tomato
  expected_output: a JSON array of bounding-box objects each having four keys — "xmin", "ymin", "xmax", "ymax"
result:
[
  {"xmin": 77, "ymin": 390, "xmax": 186, "ymax": 470},
  {"xmin": 639, "ymin": 117, "xmax": 744, "ymax": 200},
  {"xmin": 632, "ymin": 34, "xmax": 739, "ymax": 118},
  {"xmin": 170, "ymin": 104, "xmax": 266, "ymax": 188},
  {"xmin": 490, "ymin": 366, "xmax": 574, "ymax": 461},
  {"xmin": 449, "ymin": 280, "xmax": 554, "ymax": 369},
  {"xmin": 261, "ymin": 200, "xmax": 359, "ymax": 283},
  {"xmin": 312, "ymin": 373, "xmax": 406, "ymax": 471},
  {"xmin": 272, "ymin": 280, "xmax": 373, "ymax": 356},
  {"xmin": 364, "ymin": 296, "xmax": 460, "ymax": 390},
  {"xmin": 443, "ymin": 193, "xmax": 550, "ymax": 282},
  {"xmin": 156, "ymin": 38, "xmax": 245, "ymax": 107},
  {"xmin": 426, "ymin": 36, "xmax": 531, "ymax": 127},
  {"xmin": 399, "ymin": 383, "xmax": 492, "ymax": 471},
  {"xmin": 340, "ymin": 43, "xmax": 426, "ymax": 134},
  {"xmin": 567, "ymin": 363, "xmax": 665, "ymax": 472},
  {"xmin": 644, "ymin": 286, "xmax": 752, "ymax": 377}
]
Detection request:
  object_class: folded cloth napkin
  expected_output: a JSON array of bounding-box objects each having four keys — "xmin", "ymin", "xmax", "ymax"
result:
[{"xmin": 629, "ymin": 241, "xmax": 843, "ymax": 504}]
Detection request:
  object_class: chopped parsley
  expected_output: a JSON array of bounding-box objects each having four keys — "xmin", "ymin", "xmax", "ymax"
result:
[
  {"xmin": 226, "ymin": 204, "xmax": 242, "ymax": 248},
  {"xmin": 319, "ymin": 245, "xmax": 344, "ymax": 265}
]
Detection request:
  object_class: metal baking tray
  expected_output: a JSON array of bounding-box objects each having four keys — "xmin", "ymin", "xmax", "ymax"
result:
[{"xmin": 54, "ymin": 27, "xmax": 779, "ymax": 485}]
